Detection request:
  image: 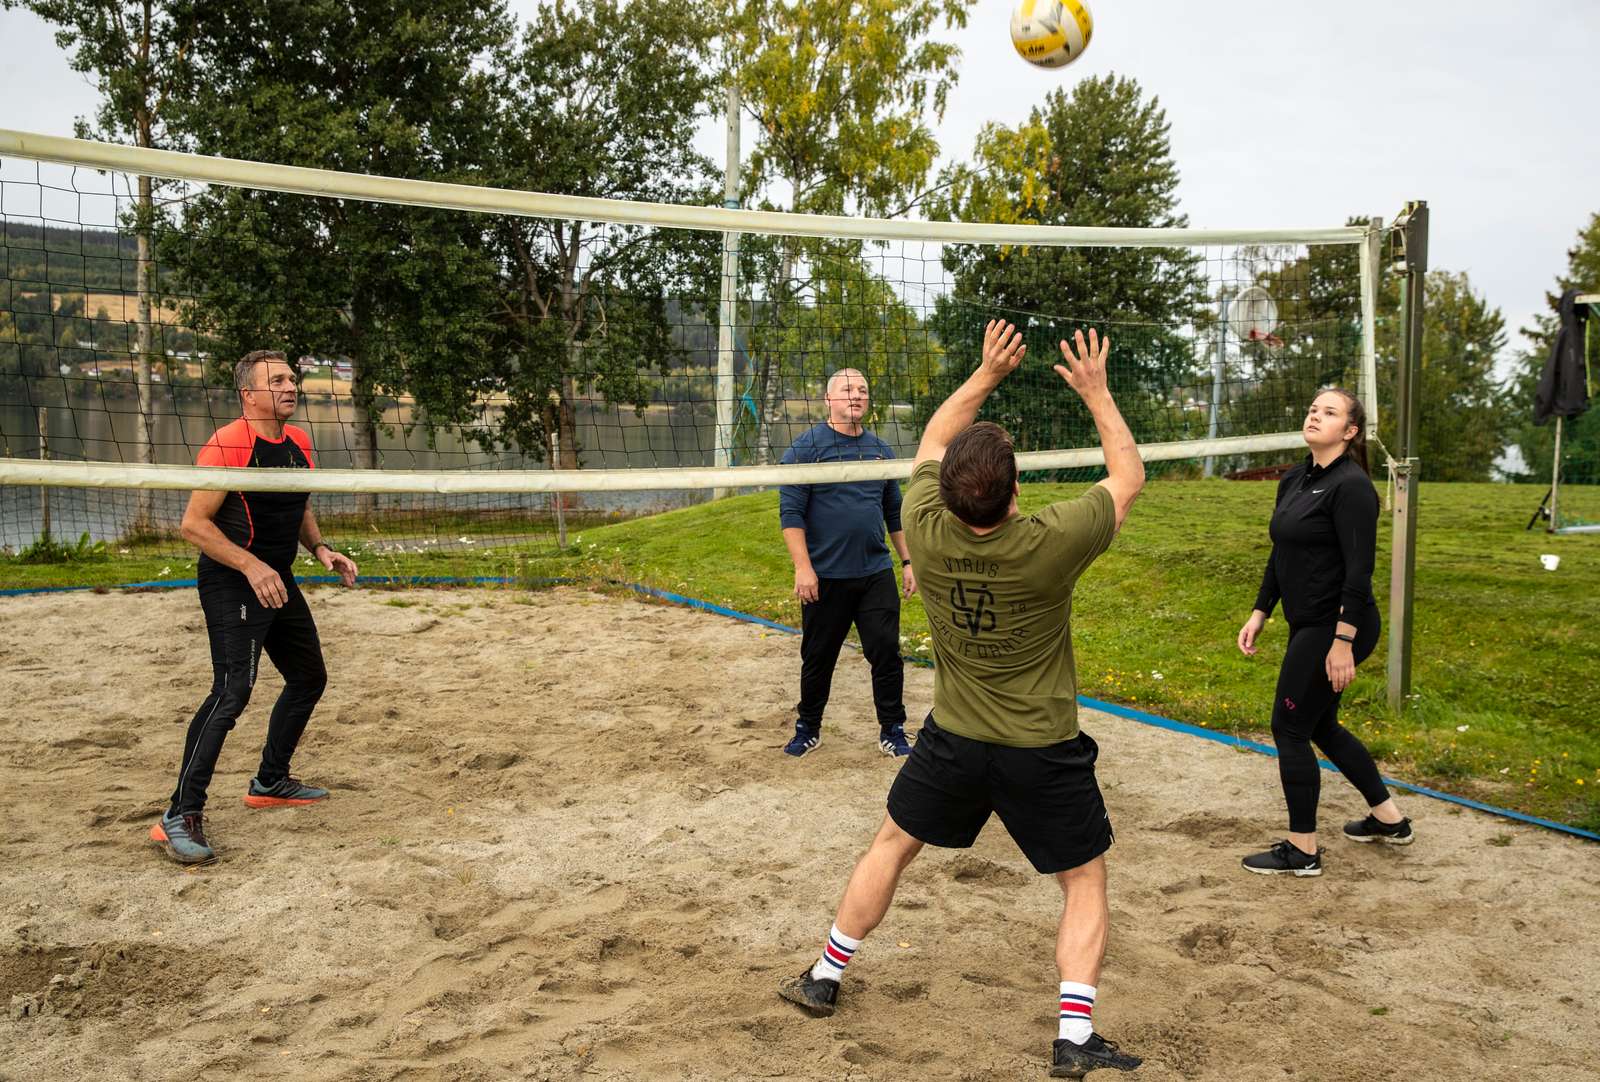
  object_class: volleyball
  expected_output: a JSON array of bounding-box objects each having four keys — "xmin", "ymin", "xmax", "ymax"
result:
[{"xmin": 1009, "ymin": 0, "xmax": 1093, "ymax": 70}]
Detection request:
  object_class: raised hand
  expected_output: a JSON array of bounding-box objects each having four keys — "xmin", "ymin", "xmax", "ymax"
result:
[
  {"xmin": 1053, "ymin": 329, "xmax": 1112, "ymax": 402},
  {"xmin": 980, "ymin": 319, "xmax": 1026, "ymax": 381}
]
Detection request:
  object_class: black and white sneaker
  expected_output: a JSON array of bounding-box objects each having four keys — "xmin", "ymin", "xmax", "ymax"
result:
[
  {"xmin": 1050, "ymin": 1033, "xmax": 1142, "ymax": 1077},
  {"xmin": 1343, "ymin": 815, "xmax": 1414, "ymax": 845},
  {"xmin": 1242, "ymin": 840, "xmax": 1323, "ymax": 877},
  {"xmin": 777, "ymin": 967, "xmax": 839, "ymax": 1017}
]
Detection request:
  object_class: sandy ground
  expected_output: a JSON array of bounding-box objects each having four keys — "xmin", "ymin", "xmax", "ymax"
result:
[{"xmin": 1, "ymin": 585, "xmax": 1596, "ymax": 1082}]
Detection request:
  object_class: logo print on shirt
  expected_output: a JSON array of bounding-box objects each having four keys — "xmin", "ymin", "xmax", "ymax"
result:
[
  {"xmin": 949, "ymin": 580, "xmax": 997, "ymax": 637},
  {"xmin": 1312, "ymin": 488, "xmax": 1325, "ymax": 494}
]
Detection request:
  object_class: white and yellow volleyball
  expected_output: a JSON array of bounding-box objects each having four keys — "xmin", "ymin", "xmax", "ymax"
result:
[{"xmin": 1009, "ymin": 0, "xmax": 1093, "ymax": 70}]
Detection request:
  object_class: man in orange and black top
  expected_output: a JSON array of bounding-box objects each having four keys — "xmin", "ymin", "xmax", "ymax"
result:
[{"xmin": 150, "ymin": 350, "xmax": 358, "ymax": 864}]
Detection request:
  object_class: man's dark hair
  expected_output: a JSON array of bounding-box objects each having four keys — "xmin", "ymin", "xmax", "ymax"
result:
[
  {"xmin": 940, "ymin": 422, "xmax": 1017, "ymax": 527},
  {"xmin": 234, "ymin": 349, "xmax": 290, "ymax": 392}
]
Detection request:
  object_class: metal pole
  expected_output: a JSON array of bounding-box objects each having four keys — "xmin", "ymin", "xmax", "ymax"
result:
[
  {"xmin": 713, "ymin": 79, "xmax": 742, "ymax": 500},
  {"xmin": 1386, "ymin": 200, "xmax": 1427, "ymax": 712},
  {"xmin": 1358, "ymin": 217, "xmax": 1383, "ymax": 435},
  {"xmin": 1204, "ymin": 297, "xmax": 1229, "ymax": 478},
  {"xmin": 1549, "ymin": 414, "xmax": 1563, "ymax": 532},
  {"xmin": 38, "ymin": 404, "xmax": 50, "ymax": 542}
]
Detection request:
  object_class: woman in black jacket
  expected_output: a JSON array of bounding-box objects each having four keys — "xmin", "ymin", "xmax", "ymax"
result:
[{"xmin": 1237, "ymin": 388, "xmax": 1412, "ymax": 877}]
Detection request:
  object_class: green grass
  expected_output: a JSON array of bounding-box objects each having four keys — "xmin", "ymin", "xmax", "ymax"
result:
[{"xmin": 5, "ymin": 480, "xmax": 1597, "ymax": 831}]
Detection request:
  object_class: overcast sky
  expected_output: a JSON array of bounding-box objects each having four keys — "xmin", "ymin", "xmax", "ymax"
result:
[{"xmin": 2, "ymin": 0, "xmax": 1596, "ymax": 366}]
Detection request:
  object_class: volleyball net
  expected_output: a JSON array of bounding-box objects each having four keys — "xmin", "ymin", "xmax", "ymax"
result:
[{"xmin": 0, "ymin": 130, "xmax": 1382, "ymax": 558}]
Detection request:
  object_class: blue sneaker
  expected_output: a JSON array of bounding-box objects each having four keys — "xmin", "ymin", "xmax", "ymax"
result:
[
  {"xmin": 783, "ymin": 724, "xmax": 821, "ymax": 757},
  {"xmin": 245, "ymin": 775, "xmax": 330, "ymax": 808},
  {"xmin": 150, "ymin": 811, "xmax": 215, "ymax": 864},
  {"xmin": 878, "ymin": 725, "xmax": 912, "ymax": 757}
]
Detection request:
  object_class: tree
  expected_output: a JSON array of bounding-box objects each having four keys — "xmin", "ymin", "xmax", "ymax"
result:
[
  {"xmin": 733, "ymin": 242, "xmax": 941, "ymax": 460},
  {"xmin": 724, "ymin": 0, "xmax": 974, "ymax": 461},
  {"xmin": 1506, "ymin": 212, "xmax": 1600, "ymax": 487},
  {"xmin": 922, "ymin": 75, "xmax": 1208, "ymax": 460},
  {"xmin": 479, "ymin": 0, "xmax": 720, "ymax": 477},
  {"xmin": 8, "ymin": 0, "xmax": 199, "ymax": 528},
  {"xmin": 1374, "ymin": 270, "xmax": 1509, "ymax": 482},
  {"xmin": 156, "ymin": 0, "xmax": 511, "ymax": 511},
  {"xmin": 1231, "ymin": 240, "xmax": 1511, "ymax": 481},
  {"xmin": 1221, "ymin": 237, "xmax": 1365, "ymax": 452}
]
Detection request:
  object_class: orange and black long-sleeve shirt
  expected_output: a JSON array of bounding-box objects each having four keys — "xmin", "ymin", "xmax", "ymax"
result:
[
  {"xmin": 195, "ymin": 417, "xmax": 316, "ymax": 576},
  {"xmin": 1253, "ymin": 452, "xmax": 1379, "ymax": 629}
]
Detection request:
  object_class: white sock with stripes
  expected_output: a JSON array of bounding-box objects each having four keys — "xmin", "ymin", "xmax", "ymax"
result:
[
  {"xmin": 810, "ymin": 924, "xmax": 861, "ymax": 983},
  {"xmin": 1058, "ymin": 981, "xmax": 1096, "ymax": 1043}
]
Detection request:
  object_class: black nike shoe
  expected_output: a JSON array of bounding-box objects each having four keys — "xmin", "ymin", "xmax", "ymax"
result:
[
  {"xmin": 777, "ymin": 967, "xmax": 839, "ymax": 1017},
  {"xmin": 1050, "ymin": 1033, "xmax": 1142, "ymax": 1077},
  {"xmin": 1342, "ymin": 815, "xmax": 1414, "ymax": 846},
  {"xmin": 1242, "ymin": 840, "xmax": 1324, "ymax": 877}
]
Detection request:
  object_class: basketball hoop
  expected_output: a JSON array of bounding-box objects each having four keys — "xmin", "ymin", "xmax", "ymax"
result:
[
  {"xmin": 1205, "ymin": 284, "xmax": 1280, "ymax": 478},
  {"xmin": 1229, "ymin": 285, "xmax": 1280, "ymax": 344}
]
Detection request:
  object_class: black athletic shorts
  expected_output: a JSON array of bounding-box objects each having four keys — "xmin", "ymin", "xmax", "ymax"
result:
[{"xmin": 885, "ymin": 712, "xmax": 1113, "ymax": 875}]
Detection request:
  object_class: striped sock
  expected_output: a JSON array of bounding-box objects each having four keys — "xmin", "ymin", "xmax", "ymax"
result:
[
  {"xmin": 810, "ymin": 924, "xmax": 861, "ymax": 983},
  {"xmin": 1058, "ymin": 981, "xmax": 1096, "ymax": 1043}
]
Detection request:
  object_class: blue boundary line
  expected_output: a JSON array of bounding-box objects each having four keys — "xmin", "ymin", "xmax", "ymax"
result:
[
  {"xmin": 7, "ymin": 573, "xmax": 1597, "ymax": 842},
  {"xmin": 1078, "ymin": 696, "xmax": 1600, "ymax": 842}
]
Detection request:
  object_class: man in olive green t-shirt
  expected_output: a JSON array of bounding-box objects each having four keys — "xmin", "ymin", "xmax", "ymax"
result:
[{"xmin": 778, "ymin": 321, "xmax": 1147, "ymax": 1079}]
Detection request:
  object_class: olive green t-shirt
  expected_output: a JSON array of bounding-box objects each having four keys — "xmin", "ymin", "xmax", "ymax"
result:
[{"xmin": 903, "ymin": 460, "xmax": 1118, "ymax": 747}]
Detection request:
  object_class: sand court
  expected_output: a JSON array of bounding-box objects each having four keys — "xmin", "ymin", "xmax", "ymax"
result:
[{"xmin": 1, "ymin": 586, "xmax": 1596, "ymax": 1081}]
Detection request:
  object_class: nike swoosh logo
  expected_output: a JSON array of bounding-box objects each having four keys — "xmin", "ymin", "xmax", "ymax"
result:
[{"xmin": 1312, "ymin": 488, "xmax": 1325, "ymax": 493}]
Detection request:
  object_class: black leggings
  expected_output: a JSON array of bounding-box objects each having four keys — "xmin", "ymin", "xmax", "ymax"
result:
[
  {"xmin": 170, "ymin": 575, "xmax": 327, "ymax": 816},
  {"xmin": 1270, "ymin": 609, "xmax": 1388, "ymax": 833}
]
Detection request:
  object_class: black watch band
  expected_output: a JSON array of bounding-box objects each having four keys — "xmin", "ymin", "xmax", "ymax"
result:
[
  {"xmin": 312, "ymin": 540, "xmax": 332, "ymax": 553},
  {"xmin": 1334, "ymin": 632, "xmax": 1355, "ymax": 643},
  {"xmin": 902, "ymin": 558, "xmax": 911, "ymax": 567}
]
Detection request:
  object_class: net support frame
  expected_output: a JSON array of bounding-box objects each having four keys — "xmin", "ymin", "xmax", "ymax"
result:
[
  {"xmin": 1, "ymin": 432, "xmax": 1308, "ymax": 493},
  {"xmin": 0, "ymin": 129, "xmax": 1368, "ymax": 249},
  {"xmin": 0, "ymin": 128, "xmax": 1377, "ymax": 494},
  {"xmin": 1359, "ymin": 217, "xmax": 1383, "ymax": 439}
]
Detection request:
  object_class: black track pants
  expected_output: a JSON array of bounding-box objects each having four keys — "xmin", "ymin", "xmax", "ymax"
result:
[
  {"xmin": 1269, "ymin": 608, "xmax": 1388, "ymax": 833},
  {"xmin": 796, "ymin": 568, "xmax": 906, "ymax": 731},
  {"xmin": 169, "ymin": 575, "xmax": 328, "ymax": 816}
]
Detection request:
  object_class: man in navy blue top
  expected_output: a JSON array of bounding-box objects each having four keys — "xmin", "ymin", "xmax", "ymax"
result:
[{"xmin": 779, "ymin": 368, "xmax": 916, "ymax": 758}]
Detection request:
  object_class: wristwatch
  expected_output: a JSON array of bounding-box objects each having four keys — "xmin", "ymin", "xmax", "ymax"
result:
[
  {"xmin": 312, "ymin": 541, "xmax": 333, "ymax": 554},
  {"xmin": 902, "ymin": 558, "xmax": 912, "ymax": 567},
  {"xmin": 1334, "ymin": 632, "xmax": 1355, "ymax": 643}
]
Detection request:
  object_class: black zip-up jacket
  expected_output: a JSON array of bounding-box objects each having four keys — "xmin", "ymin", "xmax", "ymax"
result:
[
  {"xmin": 1535, "ymin": 287, "xmax": 1590, "ymax": 423},
  {"xmin": 1253, "ymin": 452, "xmax": 1379, "ymax": 628}
]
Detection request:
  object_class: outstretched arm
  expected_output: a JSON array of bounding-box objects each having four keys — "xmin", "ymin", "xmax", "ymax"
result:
[
  {"xmin": 1054, "ymin": 329, "xmax": 1144, "ymax": 532},
  {"xmin": 913, "ymin": 319, "xmax": 1026, "ymax": 467}
]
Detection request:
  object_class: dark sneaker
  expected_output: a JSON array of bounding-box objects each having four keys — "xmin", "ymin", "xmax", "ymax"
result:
[
  {"xmin": 244, "ymin": 775, "xmax": 330, "ymax": 808},
  {"xmin": 777, "ymin": 967, "xmax": 839, "ymax": 1017},
  {"xmin": 878, "ymin": 725, "xmax": 912, "ymax": 758},
  {"xmin": 1242, "ymin": 840, "xmax": 1323, "ymax": 877},
  {"xmin": 1050, "ymin": 1033, "xmax": 1142, "ymax": 1077},
  {"xmin": 1343, "ymin": 815, "xmax": 1414, "ymax": 846},
  {"xmin": 150, "ymin": 811, "xmax": 215, "ymax": 864},
  {"xmin": 782, "ymin": 724, "xmax": 821, "ymax": 758}
]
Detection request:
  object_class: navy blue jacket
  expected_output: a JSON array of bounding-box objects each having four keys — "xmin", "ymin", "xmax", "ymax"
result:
[{"xmin": 779, "ymin": 423, "xmax": 903, "ymax": 579}]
